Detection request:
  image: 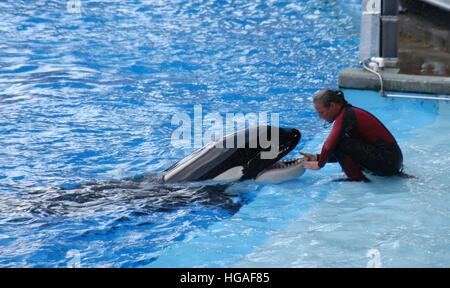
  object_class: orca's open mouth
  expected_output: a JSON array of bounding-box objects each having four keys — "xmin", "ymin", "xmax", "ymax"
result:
[{"xmin": 266, "ymin": 157, "xmax": 305, "ymax": 170}]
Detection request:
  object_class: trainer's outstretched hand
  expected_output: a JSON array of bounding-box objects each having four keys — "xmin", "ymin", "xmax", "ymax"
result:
[{"xmin": 299, "ymin": 151, "xmax": 317, "ymax": 161}]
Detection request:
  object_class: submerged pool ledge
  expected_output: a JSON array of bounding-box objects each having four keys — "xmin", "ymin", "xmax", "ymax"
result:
[{"xmin": 339, "ymin": 67, "xmax": 450, "ymax": 95}]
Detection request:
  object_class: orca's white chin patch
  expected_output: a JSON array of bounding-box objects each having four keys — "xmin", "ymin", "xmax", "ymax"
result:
[
  {"xmin": 213, "ymin": 166, "xmax": 244, "ymax": 181},
  {"xmin": 255, "ymin": 158, "xmax": 305, "ymax": 183}
]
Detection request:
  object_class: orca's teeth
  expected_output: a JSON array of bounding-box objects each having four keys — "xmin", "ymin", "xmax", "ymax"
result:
[
  {"xmin": 268, "ymin": 157, "xmax": 305, "ymax": 170},
  {"xmin": 274, "ymin": 157, "xmax": 304, "ymax": 169}
]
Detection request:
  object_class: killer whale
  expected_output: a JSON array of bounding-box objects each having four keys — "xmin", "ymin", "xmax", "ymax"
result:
[
  {"xmin": 163, "ymin": 126, "xmax": 305, "ymax": 183},
  {"xmin": 21, "ymin": 126, "xmax": 304, "ymax": 249}
]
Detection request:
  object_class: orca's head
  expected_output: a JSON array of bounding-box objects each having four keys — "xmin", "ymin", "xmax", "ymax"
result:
[
  {"xmin": 231, "ymin": 126, "xmax": 301, "ymax": 180},
  {"xmin": 163, "ymin": 126, "xmax": 301, "ymax": 183}
]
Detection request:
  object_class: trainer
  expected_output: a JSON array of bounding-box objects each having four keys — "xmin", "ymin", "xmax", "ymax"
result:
[{"xmin": 301, "ymin": 89, "xmax": 403, "ymax": 181}]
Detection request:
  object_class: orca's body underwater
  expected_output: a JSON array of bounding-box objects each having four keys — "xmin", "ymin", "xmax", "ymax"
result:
[{"xmin": 163, "ymin": 126, "xmax": 305, "ymax": 184}]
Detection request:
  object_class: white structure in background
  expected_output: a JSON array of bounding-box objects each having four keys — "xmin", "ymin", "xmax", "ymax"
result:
[
  {"xmin": 359, "ymin": 0, "xmax": 381, "ymax": 62},
  {"xmin": 359, "ymin": 0, "xmax": 399, "ymax": 67}
]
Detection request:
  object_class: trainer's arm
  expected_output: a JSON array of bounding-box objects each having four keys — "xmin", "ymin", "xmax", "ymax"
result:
[
  {"xmin": 303, "ymin": 161, "xmax": 320, "ymax": 170},
  {"xmin": 318, "ymin": 111, "xmax": 344, "ymax": 168}
]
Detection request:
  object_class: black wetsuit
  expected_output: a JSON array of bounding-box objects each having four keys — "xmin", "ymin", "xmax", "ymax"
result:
[{"xmin": 318, "ymin": 104, "xmax": 403, "ymax": 181}]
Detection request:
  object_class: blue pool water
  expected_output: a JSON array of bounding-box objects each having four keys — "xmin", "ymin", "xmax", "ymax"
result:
[{"xmin": 1, "ymin": 1, "xmax": 449, "ymax": 267}]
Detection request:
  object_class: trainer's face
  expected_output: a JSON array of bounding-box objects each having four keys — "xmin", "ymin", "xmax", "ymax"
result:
[{"xmin": 314, "ymin": 101, "xmax": 340, "ymax": 123}]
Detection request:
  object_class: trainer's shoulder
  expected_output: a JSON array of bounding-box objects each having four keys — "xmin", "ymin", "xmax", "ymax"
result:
[{"xmin": 351, "ymin": 106, "xmax": 377, "ymax": 117}]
